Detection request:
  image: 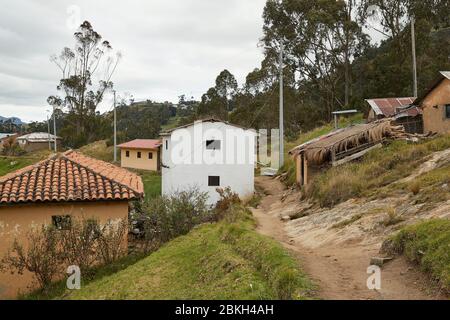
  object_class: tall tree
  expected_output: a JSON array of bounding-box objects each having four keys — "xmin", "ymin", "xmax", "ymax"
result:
[
  {"xmin": 215, "ymin": 69, "xmax": 238, "ymax": 111},
  {"xmin": 47, "ymin": 21, "xmax": 121, "ymax": 147}
]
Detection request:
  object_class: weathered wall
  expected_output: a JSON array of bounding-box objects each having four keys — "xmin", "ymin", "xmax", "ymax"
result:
[
  {"xmin": 120, "ymin": 148, "xmax": 158, "ymax": 171},
  {"xmin": 421, "ymin": 78, "xmax": 450, "ymax": 133},
  {"xmin": 18, "ymin": 141, "xmax": 62, "ymax": 153},
  {"xmin": 0, "ymin": 201, "xmax": 128, "ymax": 299}
]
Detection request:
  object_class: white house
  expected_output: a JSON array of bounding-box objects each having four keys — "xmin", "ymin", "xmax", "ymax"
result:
[{"xmin": 160, "ymin": 118, "xmax": 256, "ymax": 205}]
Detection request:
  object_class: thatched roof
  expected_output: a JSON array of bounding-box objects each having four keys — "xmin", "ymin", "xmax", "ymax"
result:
[{"xmin": 289, "ymin": 119, "xmax": 404, "ymax": 165}]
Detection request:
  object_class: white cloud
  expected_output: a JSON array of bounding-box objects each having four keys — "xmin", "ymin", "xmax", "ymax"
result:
[{"xmin": 0, "ymin": 0, "xmax": 266, "ymax": 122}]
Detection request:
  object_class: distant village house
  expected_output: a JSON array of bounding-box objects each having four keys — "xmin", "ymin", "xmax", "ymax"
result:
[
  {"xmin": 413, "ymin": 71, "xmax": 450, "ymax": 134},
  {"xmin": 16, "ymin": 132, "xmax": 61, "ymax": 152},
  {"xmin": 0, "ymin": 150, "xmax": 143, "ymax": 298},
  {"xmin": 118, "ymin": 139, "xmax": 161, "ymax": 171}
]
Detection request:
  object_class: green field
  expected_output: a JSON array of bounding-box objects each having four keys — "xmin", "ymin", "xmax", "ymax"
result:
[
  {"xmin": 141, "ymin": 172, "xmax": 161, "ymax": 200},
  {"xmin": 0, "ymin": 150, "xmax": 52, "ymax": 177}
]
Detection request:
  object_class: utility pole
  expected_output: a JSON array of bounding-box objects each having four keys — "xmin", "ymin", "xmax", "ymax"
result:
[
  {"xmin": 411, "ymin": 17, "xmax": 418, "ymax": 98},
  {"xmin": 53, "ymin": 106, "xmax": 57, "ymax": 152},
  {"xmin": 279, "ymin": 43, "xmax": 284, "ymax": 168},
  {"xmin": 113, "ymin": 90, "xmax": 117, "ymax": 163},
  {"xmin": 47, "ymin": 114, "xmax": 51, "ymax": 150}
]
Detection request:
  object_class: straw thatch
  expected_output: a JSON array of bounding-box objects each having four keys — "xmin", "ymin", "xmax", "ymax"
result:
[{"xmin": 289, "ymin": 119, "xmax": 406, "ymax": 165}]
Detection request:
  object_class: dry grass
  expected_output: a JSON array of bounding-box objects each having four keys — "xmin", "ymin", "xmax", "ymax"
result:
[{"xmin": 306, "ymin": 134, "xmax": 450, "ymax": 207}]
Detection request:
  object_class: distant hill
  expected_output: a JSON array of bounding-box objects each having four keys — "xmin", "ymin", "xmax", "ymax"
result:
[{"xmin": 0, "ymin": 116, "xmax": 24, "ymax": 125}]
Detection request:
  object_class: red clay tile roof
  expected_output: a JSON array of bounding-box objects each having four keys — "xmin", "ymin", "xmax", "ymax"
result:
[
  {"xmin": 0, "ymin": 150, "xmax": 144, "ymax": 205},
  {"xmin": 117, "ymin": 139, "xmax": 161, "ymax": 150},
  {"xmin": 366, "ymin": 97, "xmax": 416, "ymax": 117}
]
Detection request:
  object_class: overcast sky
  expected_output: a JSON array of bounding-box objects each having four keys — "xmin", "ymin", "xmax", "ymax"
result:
[{"xmin": 0, "ymin": 0, "xmax": 267, "ymax": 122}]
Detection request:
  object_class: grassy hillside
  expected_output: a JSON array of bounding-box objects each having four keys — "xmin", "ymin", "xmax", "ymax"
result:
[
  {"xmin": 386, "ymin": 219, "xmax": 450, "ymax": 292},
  {"xmin": 52, "ymin": 207, "xmax": 312, "ymax": 300},
  {"xmin": 78, "ymin": 140, "xmax": 115, "ymax": 163},
  {"xmin": 307, "ymin": 134, "xmax": 450, "ymax": 207},
  {"xmin": 0, "ymin": 150, "xmax": 52, "ymax": 176}
]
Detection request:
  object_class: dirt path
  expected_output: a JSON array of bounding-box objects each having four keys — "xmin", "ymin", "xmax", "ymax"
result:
[{"xmin": 251, "ymin": 176, "xmax": 445, "ymax": 300}]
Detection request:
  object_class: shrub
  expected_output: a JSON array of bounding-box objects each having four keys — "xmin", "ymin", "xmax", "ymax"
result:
[
  {"xmin": 381, "ymin": 207, "xmax": 404, "ymax": 227},
  {"xmin": 137, "ymin": 188, "xmax": 210, "ymax": 252},
  {"xmin": 0, "ymin": 225, "xmax": 62, "ymax": 289},
  {"xmin": 97, "ymin": 219, "xmax": 129, "ymax": 265},
  {"xmin": 214, "ymin": 187, "xmax": 241, "ymax": 220},
  {"xmin": 1, "ymin": 137, "xmax": 25, "ymax": 156},
  {"xmin": 409, "ymin": 181, "xmax": 421, "ymax": 195},
  {"xmin": 0, "ymin": 217, "xmax": 128, "ymax": 292},
  {"xmin": 59, "ymin": 218, "xmax": 101, "ymax": 274}
]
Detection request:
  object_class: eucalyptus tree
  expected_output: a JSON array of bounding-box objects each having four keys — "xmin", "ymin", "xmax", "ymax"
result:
[{"xmin": 47, "ymin": 21, "xmax": 121, "ymax": 147}]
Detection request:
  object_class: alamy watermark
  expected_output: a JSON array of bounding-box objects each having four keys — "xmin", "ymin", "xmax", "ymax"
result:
[
  {"xmin": 165, "ymin": 121, "xmax": 281, "ymax": 168},
  {"xmin": 66, "ymin": 265, "xmax": 81, "ymax": 290}
]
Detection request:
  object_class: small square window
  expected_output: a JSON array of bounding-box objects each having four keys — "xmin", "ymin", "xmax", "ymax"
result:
[
  {"xmin": 208, "ymin": 176, "xmax": 220, "ymax": 186},
  {"xmin": 148, "ymin": 152, "xmax": 153, "ymax": 159},
  {"xmin": 445, "ymin": 104, "xmax": 450, "ymax": 119},
  {"xmin": 137, "ymin": 151, "xmax": 141, "ymax": 158},
  {"xmin": 52, "ymin": 215, "xmax": 72, "ymax": 230},
  {"xmin": 206, "ymin": 140, "xmax": 221, "ymax": 150},
  {"xmin": 126, "ymin": 150, "xmax": 130, "ymax": 157}
]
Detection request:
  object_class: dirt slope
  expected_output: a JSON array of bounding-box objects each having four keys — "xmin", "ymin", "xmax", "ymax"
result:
[{"xmin": 251, "ymin": 176, "xmax": 447, "ymax": 300}]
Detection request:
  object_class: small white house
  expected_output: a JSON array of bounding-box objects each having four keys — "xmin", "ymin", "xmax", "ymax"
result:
[{"xmin": 160, "ymin": 118, "xmax": 256, "ymax": 205}]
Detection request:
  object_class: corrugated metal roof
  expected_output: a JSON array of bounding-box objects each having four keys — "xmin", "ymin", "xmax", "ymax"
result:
[
  {"xmin": 117, "ymin": 139, "xmax": 161, "ymax": 150},
  {"xmin": 365, "ymin": 97, "xmax": 416, "ymax": 117},
  {"xmin": 17, "ymin": 132, "xmax": 61, "ymax": 142}
]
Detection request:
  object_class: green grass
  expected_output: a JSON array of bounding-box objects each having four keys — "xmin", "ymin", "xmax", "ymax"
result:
[
  {"xmin": 161, "ymin": 116, "xmax": 181, "ymax": 131},
  {"xmin": 78, "ymin": 140, "xmax": 115, "ymax": 163},
  {"xmin": 141, "ymin": 172, "xmax": 162, "ymax": 200},
  {"xmin": 43, "ymin": 207, "xmax": 312, "ymax": 300},
  {"xmin": 387, "ymin": 219, "xmax": 450, "ymax": 292},
  {"xmin": 0, "ymin": 150, "xmax": 52, "ymax": 177}
]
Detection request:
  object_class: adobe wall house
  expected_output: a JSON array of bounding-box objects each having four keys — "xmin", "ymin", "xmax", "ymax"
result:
[
  {"xmin": 160, "ymin": 119, "xmax": 256, "ymax": 205},
  {"xmin": 413, "ymin": 71, "xmax": 450, "ymax": 134},
  {"xmin": 0, "ymin": 150, "xmax": 143, "ymax": 298},
  {"xmin": 16, "ymin": 132, "xmax": 62, "ymax": 152},
  {"xmin": 118, "ymin": 139, "xmax": 161, "ymax": 171}
]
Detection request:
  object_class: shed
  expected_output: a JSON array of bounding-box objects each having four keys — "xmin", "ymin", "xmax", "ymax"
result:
[{"xmin": 289, "ymin": 119, "xmax": 404, "ymax": 186}]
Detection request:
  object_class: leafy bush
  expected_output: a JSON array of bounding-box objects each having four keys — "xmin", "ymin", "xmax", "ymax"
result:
[
  {"xmin": 214, "ymin": 187, "xmax": 241, "ymax": 221},
  {"xmin": 0, "ymin": 225, "xmax": 62, "ymax": 289},
  {"xmin": 137, "ymin": 188, "xmax": 210, "ymax": 252},
  {"xmin": 1, "ymin": 137, "xmax": 25, "ymax": 156},
  {"xmin": 0, "ymin": 217, "xmax": 128, "ymax": 291}
]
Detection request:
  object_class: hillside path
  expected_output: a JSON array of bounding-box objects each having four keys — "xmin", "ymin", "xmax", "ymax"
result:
[{"xmin": 251, "ymin": 176, "xmax": 445, "ymax": 300}]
